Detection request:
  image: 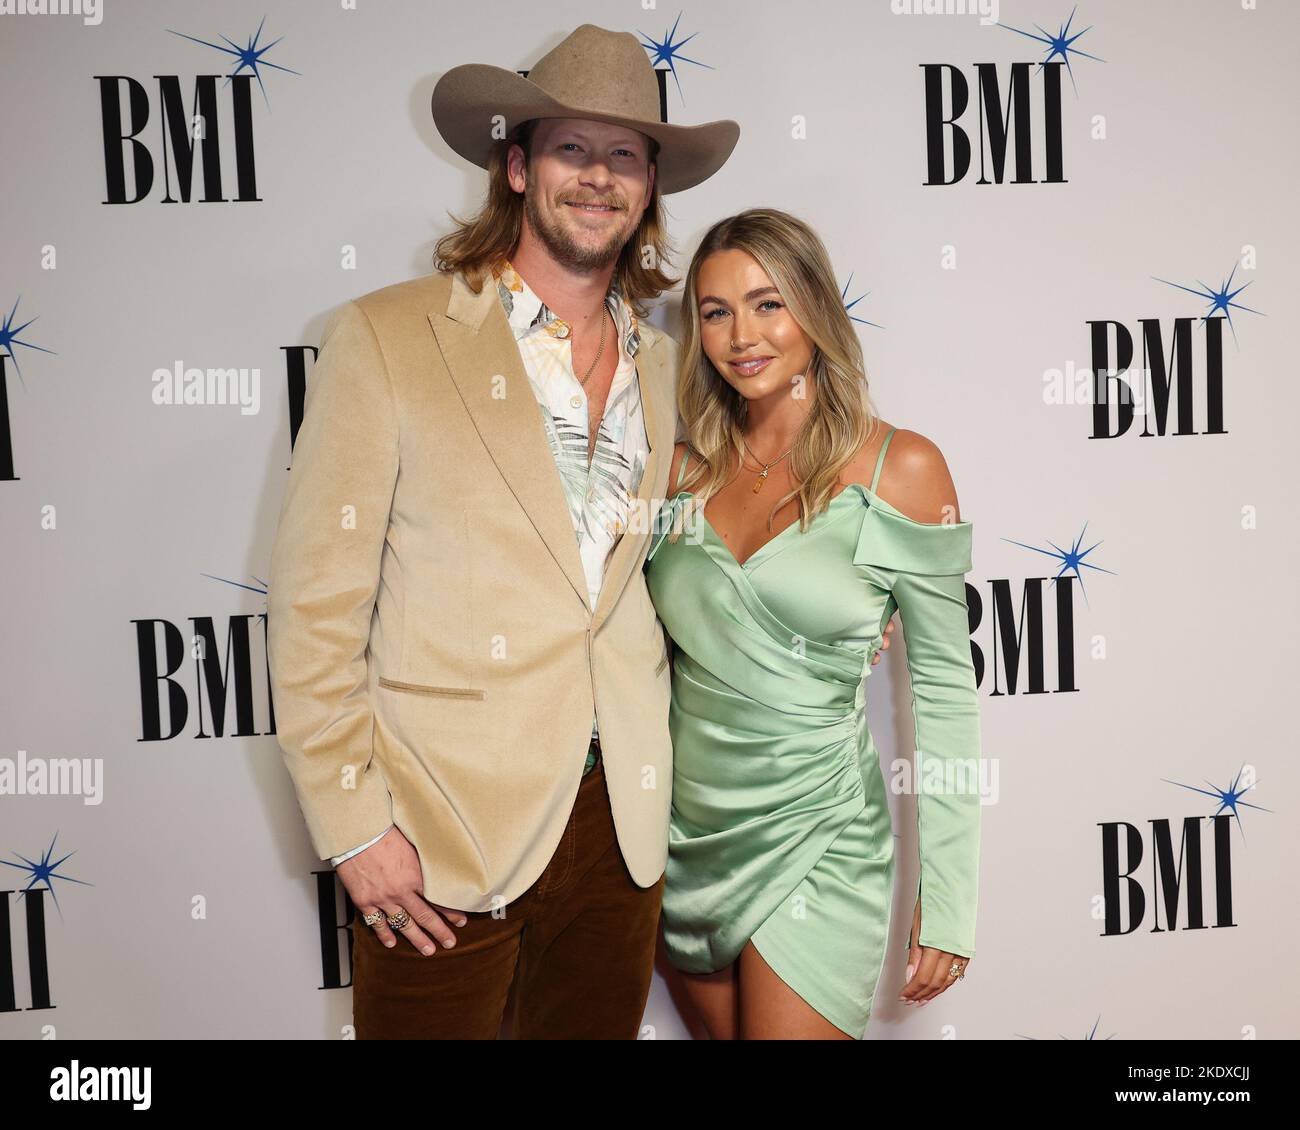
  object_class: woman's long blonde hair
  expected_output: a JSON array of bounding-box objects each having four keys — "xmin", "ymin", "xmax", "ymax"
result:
[
  {"xmin": 432, "ymin": 119, "xmax": 679, "ymax": 319},
  {"xmin": 674, "ymin": 207, "xmax": 881, "ymax": 536}
]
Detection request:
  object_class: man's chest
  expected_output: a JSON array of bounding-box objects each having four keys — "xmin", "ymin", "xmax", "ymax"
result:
[{"xmin": 583, "ymin": 369, "xmax": 618, "ymax": 458}]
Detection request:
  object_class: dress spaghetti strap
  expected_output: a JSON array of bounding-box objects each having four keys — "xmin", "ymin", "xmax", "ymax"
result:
[
  {"xmin": 676, "ymin": 446, "xmax": 692, "ymax": 489},
  {"xmin": 869, "ymin": 428, "xmax": 897, "ymax": 493}
]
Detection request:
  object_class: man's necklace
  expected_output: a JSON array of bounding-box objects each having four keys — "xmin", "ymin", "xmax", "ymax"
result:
[{"xmin": 577, "ymin": 304, "xmax": 609, "ymax": 387}]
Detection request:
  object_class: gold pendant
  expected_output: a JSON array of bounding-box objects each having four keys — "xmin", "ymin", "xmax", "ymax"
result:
[{"xmin": 753, "ymin": 467, "xmax": 769, "ymax": 493}]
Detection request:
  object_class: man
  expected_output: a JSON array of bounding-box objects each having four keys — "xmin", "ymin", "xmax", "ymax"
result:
[{"xmin": 266, "ymin": 24, "xmax": 738, "ymax": 1039}]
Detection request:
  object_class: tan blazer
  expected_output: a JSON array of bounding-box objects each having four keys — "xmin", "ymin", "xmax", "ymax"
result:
[{"xmin": 267, "ymin": 270, "xmax": 679, "ymax": 911}]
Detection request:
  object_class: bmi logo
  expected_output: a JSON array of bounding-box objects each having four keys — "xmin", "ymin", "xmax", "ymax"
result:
[
  {"xmin": 95, "ymin": 18, "xmax": 298, "ymax": 204},
  {"xmin": 1098, "ymin": 767, "xmax": 1269, "ymax": 938}
]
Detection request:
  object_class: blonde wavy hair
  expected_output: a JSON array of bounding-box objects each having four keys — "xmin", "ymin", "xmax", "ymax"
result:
[
  {"xmin": 673, "ymin": 207, "xmax": 882, "ymax": 538},
  {"xmin": 432, "ymin": 118, "xmax": 679, "ymax": 319}
]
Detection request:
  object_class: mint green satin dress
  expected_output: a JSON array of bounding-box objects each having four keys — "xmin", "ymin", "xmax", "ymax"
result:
[{"xmin": 643, "ymin": 428, "xmax": 981, "ymax": 1038}]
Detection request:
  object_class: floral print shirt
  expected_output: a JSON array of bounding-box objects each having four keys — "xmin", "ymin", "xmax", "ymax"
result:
[{"xmin": 492, "ymin": 258, "xmax": 649, "ymax": 614}]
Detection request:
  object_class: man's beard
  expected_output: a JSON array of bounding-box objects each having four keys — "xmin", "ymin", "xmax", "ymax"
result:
[{"xmin": 523, "ymin": 177, "xmax": 631, "ymax": 272}]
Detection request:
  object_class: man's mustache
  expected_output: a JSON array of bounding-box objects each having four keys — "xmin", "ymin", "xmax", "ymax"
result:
[{"xmin": 562, "ymin": 197, "xmax": 625, "ymax": 210}]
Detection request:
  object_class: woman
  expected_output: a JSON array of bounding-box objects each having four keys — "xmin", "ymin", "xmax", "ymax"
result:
[{"xmin": 644, "ymin": 209, "xmax": 982, "ymax": 1040}]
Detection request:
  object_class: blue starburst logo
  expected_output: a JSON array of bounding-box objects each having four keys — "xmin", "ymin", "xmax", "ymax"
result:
[
  {"xmin": 639, "ymin": 12, "xmax": 714, "ymax": 104},
  {"xmin": 1152, "ymin": 262, "xmax": 1265, "ymax": 348},
  {"xmin": 1162, "ymin": 764, "xmax": 1272, "ymax": 840},
  {"xmin": 1002, "ymin": 521, "xmax": 1116, "ymax": 608},
  {"xmin": 842, "ymin": 273, "xmax": 884, "ymax": 330},
  {"xmin": 0, "ymin": 296, "xmax": 56, "ymax": 386},
  {"xmin": 996, "ymin": 4, "xmax": 1105, "ymax": 94},
  {"xmin": 168, "ymin": 14, "xmax": 301, "ymax": 108},
  {"xmin": 2, "ymin": 833, "xmax": 92, "ymax": 917}
]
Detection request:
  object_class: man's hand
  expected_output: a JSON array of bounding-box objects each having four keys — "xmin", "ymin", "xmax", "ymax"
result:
[
  {"xmin": 871, "ymin": 616, "xmax": 896, "ymax": 664},
  {"xmin": 337, "ymin": 827, "xmax": 468, "ymax": 955}
]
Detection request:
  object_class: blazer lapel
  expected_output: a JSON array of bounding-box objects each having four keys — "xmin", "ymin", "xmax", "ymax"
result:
[
  {"xmin": 591, "ymin": 327, "xmax": 671, "ymax": 633},
  {"xmin": 429, "ymin": 271, "xmax": 589, "ymax": 609}
]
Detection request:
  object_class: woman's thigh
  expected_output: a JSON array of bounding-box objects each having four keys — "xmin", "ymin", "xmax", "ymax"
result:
[
  {"xmin": 675, "ymin": 961, "xmax": 739, "ymax": 1040},
  {"xmin": 737, "ymin": 941, "xmax": 853, "ymax": 1040}
]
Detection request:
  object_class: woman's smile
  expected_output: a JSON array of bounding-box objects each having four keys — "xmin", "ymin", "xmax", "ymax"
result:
[{"xmin": 729, "ymin": 356, "xmax": 774, "ymax": 376}]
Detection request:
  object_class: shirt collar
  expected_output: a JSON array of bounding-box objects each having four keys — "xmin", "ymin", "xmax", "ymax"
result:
[{"xmin": 492, "ymin": 258, "xmax": 640, "ymax": 359}]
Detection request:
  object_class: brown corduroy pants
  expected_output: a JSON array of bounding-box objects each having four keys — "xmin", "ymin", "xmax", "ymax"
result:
[{"xmin": 350, "ymin": 754, "xmax": 665, "ymax": 1039}]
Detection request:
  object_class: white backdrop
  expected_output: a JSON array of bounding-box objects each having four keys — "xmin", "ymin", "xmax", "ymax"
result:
[{"xmin": 2, "ymin": 0, "xmax": 1297, "ymax": 1040}]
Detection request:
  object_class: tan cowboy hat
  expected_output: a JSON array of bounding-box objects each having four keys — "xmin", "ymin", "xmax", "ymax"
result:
[{"xmin": 430, "ymin": 23, "xmax": 739, "ymax": 195}]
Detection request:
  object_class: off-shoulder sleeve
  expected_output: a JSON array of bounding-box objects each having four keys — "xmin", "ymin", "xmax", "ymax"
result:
[{"xmin": 854, "ymin": 500, "xmax": 981, "ymax": 959}]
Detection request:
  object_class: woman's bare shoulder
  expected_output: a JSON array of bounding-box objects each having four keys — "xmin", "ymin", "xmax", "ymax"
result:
[{"xmin": 841, "ymin": 423, "xmax": 964, "ymax": 525}]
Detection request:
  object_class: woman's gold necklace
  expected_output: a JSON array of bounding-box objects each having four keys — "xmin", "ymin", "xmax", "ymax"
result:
[{"xmin": 739, "ymin": 440, "xmax": 794, "ymax": 493}]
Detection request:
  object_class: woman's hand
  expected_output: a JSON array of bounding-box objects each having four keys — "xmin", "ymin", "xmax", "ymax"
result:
[
  {"xmin": 899, "ymin": 895, "xmax": 970, "ymax": 1004},
  {"xmin": 871, "ymin": 616, "xmax": 896, "ymax": 664}
]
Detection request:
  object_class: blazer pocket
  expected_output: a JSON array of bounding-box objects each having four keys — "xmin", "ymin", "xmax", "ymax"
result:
[{"xmin": 378, "ymin": 676, "xmax": 485, "ymax": 700}]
